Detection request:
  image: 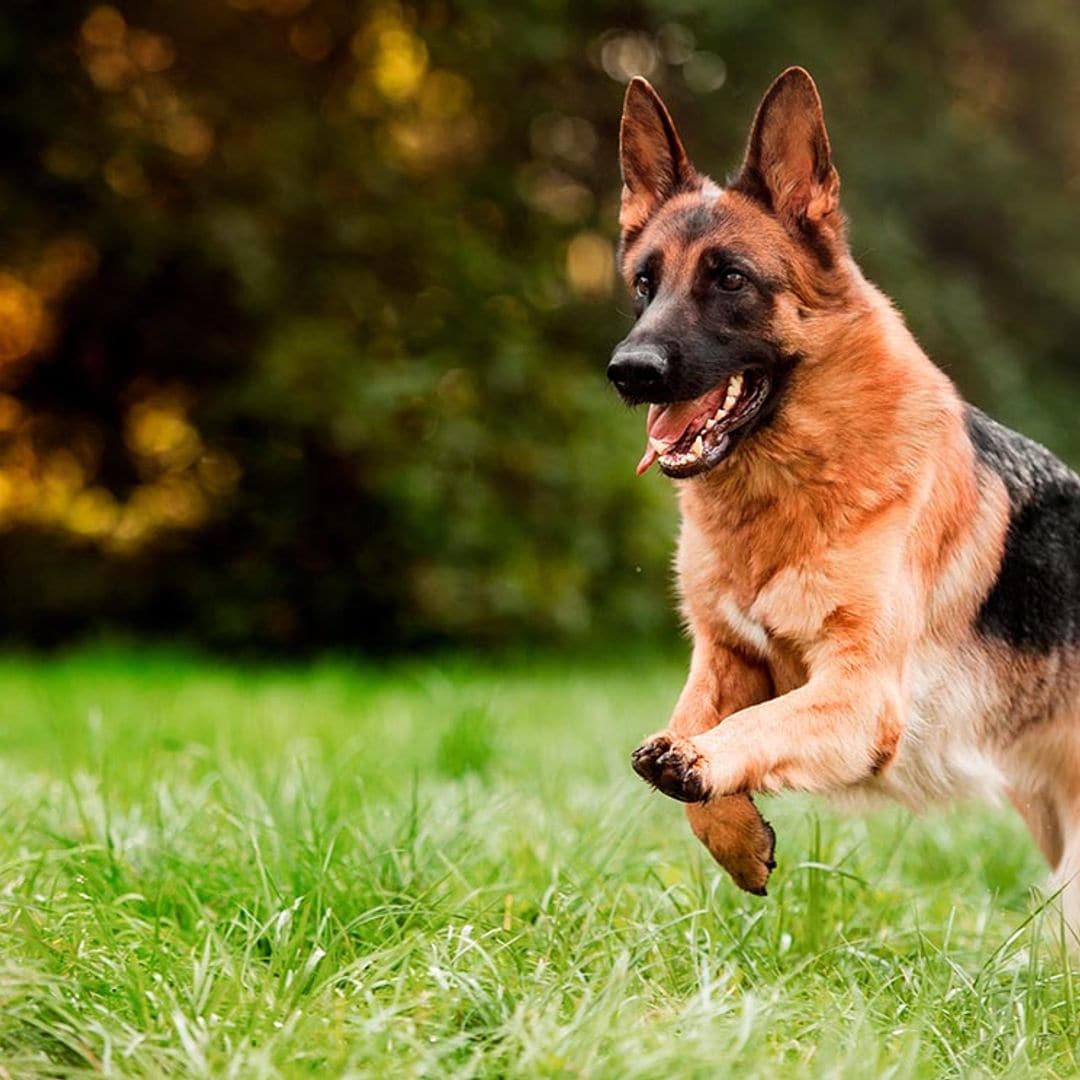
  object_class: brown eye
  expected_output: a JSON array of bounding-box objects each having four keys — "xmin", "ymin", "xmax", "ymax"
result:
[
  {"xmin": 633, "ymin": 273, "xmax": 651, "ymax": 300},
  {"xmin": 719, "ymin": 269, "xmax": 747, "ymax": 292}
]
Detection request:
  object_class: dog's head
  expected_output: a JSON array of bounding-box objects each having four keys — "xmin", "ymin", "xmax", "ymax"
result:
[{"xmin": 608, "ymin": 67, "xmax": 853, "ymax": 478}]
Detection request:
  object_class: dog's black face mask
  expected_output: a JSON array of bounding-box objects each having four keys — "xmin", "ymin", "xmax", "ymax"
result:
[
  {"xmin": 613, "ymin": 210, "xmax": 799, "ymax": 477},
  {"xmin": 608, "ymin": 231, "xmax": 795, "ymax": 478}
]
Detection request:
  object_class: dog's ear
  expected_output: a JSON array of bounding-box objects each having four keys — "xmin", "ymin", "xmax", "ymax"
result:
[
  {"xmin": 619, "ymin": 77, "xmax": 694, "ymax": 239},
  {"xmin": 732, "ymin": 67, "xmax": 840, "ymax": 226}
]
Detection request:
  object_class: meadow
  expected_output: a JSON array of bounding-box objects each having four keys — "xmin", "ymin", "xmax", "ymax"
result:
[{"xmin": 1, "ymin": 649, "xmax": 1077, "ymax": 1078}]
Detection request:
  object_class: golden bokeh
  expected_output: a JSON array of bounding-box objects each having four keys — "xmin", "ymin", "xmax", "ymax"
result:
[
  {"xmin": 373, "ymin": 32, "xmax": 428, "ymax": 103},
  {"xmin": 126, "ymin": 392, "xmax": 204, "ymax": 473},
  {"xmin": 565, "ymin": 232, "xmax": 614, "ymax": 297},
  {"xmin": 81, "ymin": 6, "xmax": 126, "ymax": 50},
  {"xmin": 0, "ymin": 275, "xmax": 46, "ymax": 365},
  {"xmin": 66, "ymin": 487, "xmax": 120, "ymax": 540},
  {"xmin": 79, "ymin": 6, "xmax": 211, "ymax": 175},
  {"xmin": 0, "ymin": 383, "xmax": 241, "ymax": 552},
  {"xmin": 341, "ymin": 6, "xmax": 483, "ymax": 172},
  {"xmin": 129, "ymin": 30, "xmax": 176, "ymax": 73}
]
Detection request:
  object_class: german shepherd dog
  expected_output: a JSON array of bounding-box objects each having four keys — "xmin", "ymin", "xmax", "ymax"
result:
[{"xmin": 609, "ymin": 67, "xmax": 1080, "ymax": 927}]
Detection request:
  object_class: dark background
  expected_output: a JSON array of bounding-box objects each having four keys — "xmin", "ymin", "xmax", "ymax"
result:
[{"xmin": 0, "ymin": 0, "xmax": 1077, "ymax": 652}]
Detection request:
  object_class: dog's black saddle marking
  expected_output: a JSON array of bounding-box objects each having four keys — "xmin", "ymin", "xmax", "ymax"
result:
[{"xmin": 966, "ymin": 405, "xmax": 1080, "ymax": 651}]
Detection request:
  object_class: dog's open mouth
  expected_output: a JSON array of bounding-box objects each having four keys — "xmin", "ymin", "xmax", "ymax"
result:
[{"xmin": 636, "ymin": 370, "xmax": 770, "ymax": 478}]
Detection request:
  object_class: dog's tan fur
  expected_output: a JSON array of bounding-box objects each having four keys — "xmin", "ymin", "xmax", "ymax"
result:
[{"xmin": 616, "ymin": 68, "xmax": 1080, "ymax": 921}]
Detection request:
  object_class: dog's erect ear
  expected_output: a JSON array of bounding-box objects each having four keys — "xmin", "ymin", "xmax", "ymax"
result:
[
  {"xmin": 619, "ymin": 77, "xmax": 694, "ymax": 239},
  {"xmin": 732, "ymin": 67, "xmax": 839, "ymax": 226}
]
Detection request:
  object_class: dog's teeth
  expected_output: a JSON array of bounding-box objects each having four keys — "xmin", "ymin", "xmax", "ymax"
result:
[
  {"xmin": 723, "ymin": 393, "xmax": 737, "ymax": 411},
  {"xmin": 691, "ymin": 435, "xmax": 703, "ymax": 457},
  {"xmin": 705, "ymin": 418, "xmax": 716, "ymax": 430},
  {"xmin": 649, "ymin": 437, "xmax": 669, "ymax": 454},
  {"xmin": 730, "ymin": 372, "xmax": 744, "ymax": 396}
]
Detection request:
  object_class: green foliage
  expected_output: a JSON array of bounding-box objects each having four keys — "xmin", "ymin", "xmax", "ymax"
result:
[
  {"xmin": 0, "ymin": 2, "xmax": 1077, "ymax": 649},
  {"xmin": 1, "ymin": 649, "xmax": 1078, "ymax": 1076}
]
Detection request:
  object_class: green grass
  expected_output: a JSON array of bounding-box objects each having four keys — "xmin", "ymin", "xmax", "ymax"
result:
[{"xmin": 0, "ymin": 649, "xmax": 1077, "ymax": 1078}]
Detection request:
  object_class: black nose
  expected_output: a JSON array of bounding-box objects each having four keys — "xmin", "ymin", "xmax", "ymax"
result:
[{"xmin": 607, "ymin": 346, "xmax": 668, "ymax": 399}]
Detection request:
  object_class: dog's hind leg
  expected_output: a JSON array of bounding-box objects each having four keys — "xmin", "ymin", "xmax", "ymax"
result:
[
  {"xmin": 1009, "ymin": 724, "xmax": 1080, "ymax": 946},
  {"xmin": 1010, "ymin": 787, "xmax": 1077, "ymax": 939},
  {"xmin": 1042, "ymin": 803, "xmax": 1080, "ymax": 948},
  {"xmin": 1037, "ymin": 779, "xmax": 1080, "ymax": 947},
  {"xmin": 1009, "ymin": 789, "xmax": 1064, "ymax": 868}
]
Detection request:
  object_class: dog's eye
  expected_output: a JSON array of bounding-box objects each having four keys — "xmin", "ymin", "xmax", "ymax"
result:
[
  {"xmin": 719, "ymin": 269, "xmax": 747, "ymax": 292},
  {"xmin": 633, "ymin": 274, "xmax": 651, "ymax": 300}
]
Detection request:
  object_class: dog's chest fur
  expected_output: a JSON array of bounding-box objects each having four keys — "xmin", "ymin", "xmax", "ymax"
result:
[
  {"xmin": 711, "ymin": 578, "xmax": 1006, "ymax": 808},
  {"xmin": 679, "ymin": 510, "xmax": 1010, "ymax": 810}
]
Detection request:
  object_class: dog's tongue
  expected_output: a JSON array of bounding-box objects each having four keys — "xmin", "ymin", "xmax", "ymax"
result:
[{"xmin": 635, "ymin": 398, "xmax": 710, "ymax": 475}]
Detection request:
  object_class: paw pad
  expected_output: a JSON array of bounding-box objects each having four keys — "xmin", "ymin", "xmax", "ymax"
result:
[{"xmin": 631, "ymin": 734, "xmax": 709, "ymax": 803}]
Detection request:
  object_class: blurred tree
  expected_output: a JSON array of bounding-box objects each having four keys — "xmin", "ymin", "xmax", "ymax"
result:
[{"xmin": 0, "ymin": 0, "xmax": 1076, "ymax": 650}]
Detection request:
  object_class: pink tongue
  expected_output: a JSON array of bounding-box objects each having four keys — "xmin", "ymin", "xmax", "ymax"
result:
[
  {"xmin": 635, "ymin": 390, "xmax": 724, "ymax": 476},
  {"xmin": 647, "ymin": 399, "xmax": 707, "ymax": 442}
]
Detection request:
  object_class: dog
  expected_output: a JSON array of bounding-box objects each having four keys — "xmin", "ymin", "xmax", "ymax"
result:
[{"xmin": 608, "ymin": 67, "xmax": 1080, "ymax": 926}]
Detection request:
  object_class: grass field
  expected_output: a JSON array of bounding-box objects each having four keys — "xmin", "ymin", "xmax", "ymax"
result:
[{"xmin": 0, "ymin": 649, "xmax": 1077, "ymax": 1078}]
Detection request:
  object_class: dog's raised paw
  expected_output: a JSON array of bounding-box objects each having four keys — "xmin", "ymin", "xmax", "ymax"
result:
[{"xmin": 631, "ymin": 733, "xmax": 710, "ymax": 803}]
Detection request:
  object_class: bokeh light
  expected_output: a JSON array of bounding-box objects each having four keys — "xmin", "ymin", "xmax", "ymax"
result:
[{"xmin": 0, "ymin": 276, "xmax": 46, "ymax": 365}]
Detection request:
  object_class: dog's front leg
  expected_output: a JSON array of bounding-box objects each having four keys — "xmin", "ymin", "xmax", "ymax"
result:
[
  {"xmin": 632, "ymin": 636, "xmax": 778, "ymax": 893},
  {"xmin": 641, "ymin": 658, "xmax": 907, "ymax": 801}
]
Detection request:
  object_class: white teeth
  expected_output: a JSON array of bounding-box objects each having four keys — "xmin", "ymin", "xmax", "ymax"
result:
[
  {"xmin": 660, "ymin": 451, "xmax": 693, "ymax": 466},
  {"xmin": 705, "ymin": 417, "xmax": 716, "ymax": 430},
  {"xmin": 691, "ymin": 435, "xmax": 703, "ymax": 457},
  {"xmin": 649, "ymin": 436, "xmax": 670, "ymax": 454},
  {"xmin": 719, "ymin": 372, "xmax": 743, "ymax": 414}
]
